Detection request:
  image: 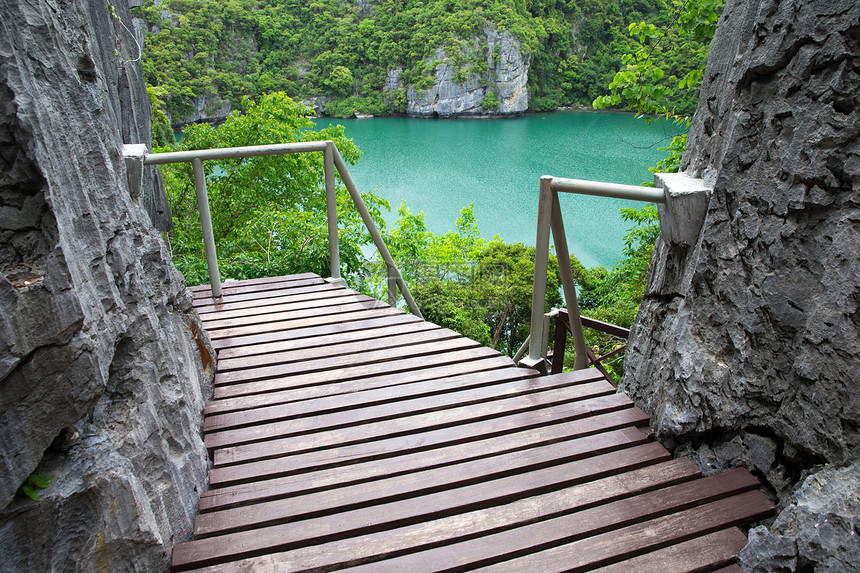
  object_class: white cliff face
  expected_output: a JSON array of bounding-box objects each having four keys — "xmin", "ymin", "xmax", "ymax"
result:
[{"xmin": 401, "ymin": 26, "xmax": 529, "ymax": 117}]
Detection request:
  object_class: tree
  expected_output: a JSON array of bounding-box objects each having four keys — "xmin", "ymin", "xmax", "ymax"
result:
[
  {"xmin": 328, "ymin": 65, "xmax": 355, "ymax": 97},
  {"xmin": 161, "ymin": 92, "xmax": 389, "ymax": 287},
  {"xmin": 383, "ymin": 204, "xmax": 562, "ymax": 356},
  {"xmin": 593, "ymin": 0, "xmax": 721, "ymax": 118},
  {"xmin": 593, "ymin": 0, "xmax": 722, "ymax": 172}
]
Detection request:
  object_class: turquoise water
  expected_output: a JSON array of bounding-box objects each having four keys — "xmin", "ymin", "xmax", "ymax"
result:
[{"xmin": 317, "ymin": 111, "xmax": 682, "ymax": 268}]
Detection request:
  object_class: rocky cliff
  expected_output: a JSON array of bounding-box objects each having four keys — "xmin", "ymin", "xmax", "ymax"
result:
[
  {"xmin": 620, "ymin": 0, "xmax": 859, "ymax": 569},
  {"xmin": 0, "ymin": 0, "xmax": 212, "ymax": 569},
  {"xmin": 392, "ymin": 26, "xmax": 529, "ymax": 117}
]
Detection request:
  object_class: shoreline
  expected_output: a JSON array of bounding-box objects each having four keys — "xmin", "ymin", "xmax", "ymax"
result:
[{"xmin": 172, "ymin": 103, "xmax": 639, "ymax": 130}]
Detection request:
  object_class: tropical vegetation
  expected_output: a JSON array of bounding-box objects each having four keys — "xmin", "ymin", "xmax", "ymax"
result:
[
  {"xmin": 132, "ymin": 0, "xmax": 717, "ymax": 121},
  {"xmin": 148, "ymin": 0, "xmax": 723, "ymax": 379},
  {"xmin": 161, "ymin": 93, "xmax": 389, "ymax": 286}
]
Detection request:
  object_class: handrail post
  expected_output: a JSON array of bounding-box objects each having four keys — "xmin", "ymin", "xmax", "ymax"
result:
[
  {"xmin": 147, "ymin": 140, "xmax": 423, "ymax": 314},
  {"xmin": 520, "ymin": 175, "xmax": 554, "ymax": 372},
  {"xmin": 549, "ymin": 190, "xmax": 589, "ymax": 370},
  {"xmin": 323, "ymin": 142, "xmax": 347, "ymax": 287},
  {"xmin": 331, "ymin": 146, "xmax": 424, "ymax": 319},
  {"xmin": 387, "ymin": 265, "xmax": 397, "ymax": 307},
  {"xmin": 191, "ymin": 157, "xmax": 222, "ymax": 298}
]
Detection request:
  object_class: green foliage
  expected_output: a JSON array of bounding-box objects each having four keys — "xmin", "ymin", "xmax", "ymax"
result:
[
  {"xmin": 132, "ymin": 0, "xmax": 715, "ymax": 121},
  {"xmin": 388, "ymin": 87, "xmax": 409, "ymax": 114},
  {"xmin": 147, "ymin": 86, "xmax": 175, "ymax": 149},
  {"xmin": 382, "ymin": 204, "xmax": 561, "ymax": 356},
  {"xmin": 161, "ymin": 92, "xmax": 388, "ymax": 288},
  {"xmin": 19, "ymin": 472, "xmax": 52, "ymax": 501},
  {"xmin": 651, "ymin": 132, "xmax": 687, "ymax": 174},
  {"xmin": 481, "ymin": 91, "xmax": 500, "ymax": 111},
  {"xmin": 593, "ymin": 0, "xmax": 722, "ymax": 118},
  {"xmin": 325, "ymin": 94, "xmax": 391, "ymax": 118}
]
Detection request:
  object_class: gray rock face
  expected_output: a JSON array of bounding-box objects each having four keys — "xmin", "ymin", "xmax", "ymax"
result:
[
  {"xmin": 0, "ymin": 0, "xmax": 212, "ymax": 569},
  {"xmin": 188, "ymin": 93, "xmax": 234, "ymax": 125},
  {"xmin": 739, "ymin": 462, "xmax": 860, "ymax": 572},
  {"xmin": 621, "ymin": 0, "xmax": 859, "ymax": 568},
  {"xmin": 404, "ymin": 26, "xmax": 529, "ymax": 117}
]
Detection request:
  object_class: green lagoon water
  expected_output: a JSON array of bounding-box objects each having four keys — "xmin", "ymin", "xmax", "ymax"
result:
[{"xmin": 315, "ymin": 111, "xmax": 682, "ymax": 268}]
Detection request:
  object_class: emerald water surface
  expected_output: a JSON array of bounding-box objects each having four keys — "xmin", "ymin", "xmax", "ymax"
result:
[{"xmin": 317, "ymin": 111, "xmax": 681, "ymax": 268}]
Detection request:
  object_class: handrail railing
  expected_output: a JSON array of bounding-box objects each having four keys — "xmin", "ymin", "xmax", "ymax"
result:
[
  {"xmin": 142, "ymin": 140, "xmax": 423, "ymax": 318},
  {"xmin": 550, "ymin": 309, "xmax": 630, "ymax": 384},
  {"xmin": 518, "ymin": 176, "xmax": 666, "ymax": 373}
]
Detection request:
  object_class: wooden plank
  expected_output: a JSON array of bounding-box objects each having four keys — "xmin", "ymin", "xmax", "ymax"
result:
[
  {"xmin": 201, "ymin": 294, "xmax": 386, "ymax": 330},
  {"xmin": 214, "ymin": 319, "xmax": 439, "ymax": 361},
  {"xmin": 191, "ymin": 275, "xmax": 323, "ymax": 299},
  {"xmin": 213, "ymin": 389, "xmax": 635, "ymax": 466},
  {"xmin": 214, "ymin": 325, "xmax": 452, "ymax": 372},
  {"xmin": 201, "ymin": 422, "xmax": 650, "ymax": 511},
  {"xmin": 476, "ymin": 488, "xmax": 774, "ymax": 572},
  {"xmin": 587, "ymin": 528, "xmax": 748, "ymax": 573},
  {"xmin": 211, "ymin": 346, "xmax": 506, "ymax": 400},
  {"xmin": 198, "ymin": 291, "xmax": 376, "ymax": 325},
  {"xmin": 204, "ymin": 377, "xmax": 614, "ymax": 450},
  {"xmin": 210, "ymin": 312, "xmax": 424, "ymax": 352},
  {"xmin": 173, "ymin": 459, "xmax": 701, "ymax": 572},
  {"xmin": 204, "ymin": 354, "xmax": 517, "ymax": 416},
  {"xmin": 175, "ymin": 444, "xmax": 675, "ymax": 569},
  {"xmin": 581, "ymin": 314, "xmax": 631, "ymax": 339},
  {"xmin": 205, "ymin": 299, "xmax": 392, "ymax": 336},
  {"xmin": 204, "ymin": 364, "xmax": 552, "ymax": 433},
  {"xmin": 189, "ymin": 273, "xmax": 319, "ymax": 293},
  {"xmin": 194, "ymin": 283, "xmax": 349, "ymax": 315},
  {"xmin": 338, "ymin": 470, "xmax": 766, "ymax": 573},
  {"xmin": 205, "ymin": 369, "xmax": 598, "ymax": 434},
  {"xmin": 213, "ymin": 336, "xmax": 481, "ymax": 386},
  {"xmin": 196, "ymin": 430, "xmax": 657, "ymax": 538},
  {"xmin": 206, "ymin": 407, "xmax": 650, "ymax": 491},
  {"xmin": 210, "ymin": 307, "xmax": 408, "ymax": 346},
  {"xmin": 193, "ymin": 282, "xmax": 341, "ymax": 310}
]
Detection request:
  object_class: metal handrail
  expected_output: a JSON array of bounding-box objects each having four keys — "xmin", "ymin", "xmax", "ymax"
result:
[
  {"xmin": 143, "ymin": 140, "xmax": 423, "ymax": 318},
  {"xmin": 551, "ymin": 309, "xmax": 631, "ymax": 383},
  {"xmin": 518, "ymin": 176, "xmax": 665, "ymax": 373}
]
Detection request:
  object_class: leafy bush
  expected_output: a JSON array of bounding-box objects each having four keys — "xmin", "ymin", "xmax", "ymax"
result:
[
  {"xmin": 481, "ymin": 92, "xmax": 500, "ymax": 111},
  {"xmin": 19, "ymin": 472, "xmax": 52, "ymax": 501},
  {"xmin": 380, "ymin": 203, "xmax": 562, "ymax": 357},
  {"xmin": 161, "ymin": 92, "xmax": 388, "ymax": 289}
]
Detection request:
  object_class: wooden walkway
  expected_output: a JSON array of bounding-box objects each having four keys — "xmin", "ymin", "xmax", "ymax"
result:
[{"xmin": 172, "ymin": 273, "xmax": 774, "ymax": 572}]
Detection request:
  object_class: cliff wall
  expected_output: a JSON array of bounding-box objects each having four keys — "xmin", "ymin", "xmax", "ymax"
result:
[
  {"xmin": 0, "ymin": 0, "xmax": 212, "ymax": 569},
  {"xmin": 399, "ymin": 26, "xmax": 529, "ymax": 117},
  {"xmin": 620, "ymin": 0, "xmax": 859, "ymax": 569}
]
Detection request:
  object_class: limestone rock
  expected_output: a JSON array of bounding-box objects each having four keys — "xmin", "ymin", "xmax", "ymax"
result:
[
  {"xmin": 188, "ymin": 93, "xmax": 233, "ymax": 126},
  {"xmin": 622, "ymin": 0, "xmax": 860, "ymax": 488},
  {"xmin": 620, "ymin": 0, "xmax": 859, "ymax": 568},
  {"xmin": 0, "ymin": 0, "xmax": 212, "ymax": 568},
  {"xmin": 739, "ymin": 462, "xmax": 860, "ymax": 572},
  {"xmin": 404, "ymin": 26, "xmax": 529, "ymax": 117},
  {"xmin": 385, "ymin": 68, "xmax": 403, "ymax": 94}
]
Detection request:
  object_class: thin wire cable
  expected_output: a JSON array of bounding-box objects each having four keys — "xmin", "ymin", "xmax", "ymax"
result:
[{"xmin": 119, "ymin": 16, "xmax": 142, "ymax": 64}]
